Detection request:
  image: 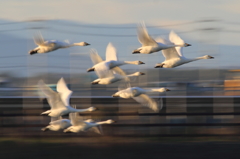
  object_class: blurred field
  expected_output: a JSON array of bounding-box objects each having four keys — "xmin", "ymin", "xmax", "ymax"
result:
[
  {"xmin": 1, "ymin": 97, "xmax": 240, "ymax": 159},
  {"xmin": 1, "ymin": 97, "xmax": 240, "ymax": 137},
  {"xmin": 1, "ymin": 137, "xmax": 240, "ymax": 159}
]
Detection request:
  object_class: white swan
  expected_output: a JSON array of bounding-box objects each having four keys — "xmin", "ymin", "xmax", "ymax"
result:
[
  {"xmin": 38, "ymin": 77, "xmax": 96, "ymax": 117},
  {"xmin": 91, "ymin": 70, "xmax": 145, "ymax": 85},
  {"xmin": 41, "ymin": 114, "xmax": 94, "ymax": 132},
  {"xmin": 29, "ymin": 32, "xmax": 90, "ymax": 55},
  {"xmin": 90, "ymin": 50, "xmax": 145, "ymax": 85},
  {"xmin": 87, "ymin": 43, "xmax": 145, "ymax": 72},
  {"xmin": 112, "ymin": 87, "xmax": 170, "ymax": 112},
  {"xmin": 155, "ymin": 31, "xmax": 214, "ymax": 68},
  {"xmin": 41, "ymin": 116, "xmax": 72, "ymax": 132},
  {"xmin": 63, "ymin": 112, "xmax": 114, "ymax": 133},
  {"xmin": 132, "ymin": 22, "xmax": 191, "ymax": 54}
]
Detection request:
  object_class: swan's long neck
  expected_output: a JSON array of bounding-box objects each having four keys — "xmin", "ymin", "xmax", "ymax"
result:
[
  {"xmin": 71, "ymin": 42, "xmax": 84, "ymax": 46},
  {"xmin": 166, "ymin": 44, "xmax": 179, "ymax": 49},
  {"xmin": 95, "ymin": 121, "xmax": 111, "ymax": 125},
  {"xmin": 127, "ymin": 72, "xmax": 140, "ymax": 77},
  {"xmin": 145, "ymin": 88, "xmax": 165, "ymax": 93},
  {"xmin": 158, "ymin": 43, "xmax": 180, "ymax": 49},
  {"xmin": 66, "ymin": 42, "xmax": 86, "ymax": 47},
  {"xmin": 74, "ymin": 108, "xmax": 91, "ymax": 113},
  {"xmin": 186, "ymin": 56, "xmax": 204, "ymax": 63},
  {"xmin": 184, "ymin": 55, "xmax": 213, "ymax": 64},
  {"xmin": 123, "ymin": 61, "xmax": 138, "ymax": 65},
  {"xmin": 145, "ymin": 89, "xmax": 157, "ymax": 93},
  {"xmin": 60, "ymin": 43, "xmax": 77, "ymax": 48},
  {"xmin": 196, "ymin": 56, "xmax": 208, "ymax": 60},
  {"xmin": 68, "ymin": 43, "xmax": 82, "ymax": 47}
]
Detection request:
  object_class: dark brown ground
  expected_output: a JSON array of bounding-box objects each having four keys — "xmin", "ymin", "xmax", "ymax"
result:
[{"xmin": 0, "ymin": 137, "xmax": 240, "ymax": 159}]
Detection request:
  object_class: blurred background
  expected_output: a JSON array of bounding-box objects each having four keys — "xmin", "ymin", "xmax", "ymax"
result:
[{"xmin": 1, "ymin": 0, "xmax": 240, "ymax": 158}]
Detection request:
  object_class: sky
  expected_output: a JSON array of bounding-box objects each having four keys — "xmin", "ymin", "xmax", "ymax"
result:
[
  {"xmin": 0, "ymin": 0, "xmax": 239, "ymax": 25},
  {"xmin": 0, "ymin": 0, "xmax": 239, "ymax": 24},
  {"xmin": 0, "ymin": 0, "xmax": 240, "ymax": 77},
  {"xmin": 0, "ymin": 0, "xmax": 240, "ymax": 44}
]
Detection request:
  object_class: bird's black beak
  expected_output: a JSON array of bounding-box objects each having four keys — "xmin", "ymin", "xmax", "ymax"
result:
[
  {"xmin": 166, "ymin": 89, "xmax": 170, "ymax": 91},
  {"xmin": 91, "ymin": 81, "xmax": 99, "ymax": 85},
  {"xmin": 29, "ymin": 50, "xmax": 38, "ymax": 55},
  {"xmin": 112, "ymin": 94, "xmax": 119, "ymax": 98},
  {"xmin": 132, "ymin": 50, "xmax": 141, "ymax": 54},
  {"xmin": 155, "ymin": 63, "xmax": 164, "ymax": 68},
  {"xmin": 139, "ymin": 61, "xmax": 145, "ymax": 64},
  {"xmin": 185, "ymin": 43, "xmax": 191, "ymax": 47},
  {"xmin": 209, "ymin": 56, "xmax": 214, "ymax": 59},
  {"xmin": 140, "ymin": 72, "xmax": 145, "ymax": 75},
  {"xmin": 87, "ymin": 68, "xmax": 95, "ymax": 72}
]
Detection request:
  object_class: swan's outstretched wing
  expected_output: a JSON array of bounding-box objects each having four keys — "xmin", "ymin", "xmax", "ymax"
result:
[
  {"xmin": 33, "ymin": 32, "xmax": 45, "ymax": 46},
  {"xmin": 33, "ymin": 33, "xmax": 58, "ymax": 48},
  {"xmin": 69, "ymin": 112, "xmax": 85, "ymax": 126},
  {"xmin": 169, "ymin": 31, "xmax": 184, "ymax": 57},
  {"xmin": 105, "ymin": 42, "xmax": 118, "ymax": 61},
  {"xmin": 169, "ymin": 31, "xmax": 184, "ymax": 45},
  {"xmin": 155, "ymin": 37, "xmax": 170, "ymax": 45},
  {"xmin": 50, "ymin": 116, "xmax": 61, "ymax": 124},
  {"xmin": 88, "ymin": 126, "xmax": 102, "ymax": 134},
  {"xmin": 155, "ymin": 36, "xmax": 180, "ymax": 60},
  {"xmin": 90, "ymin": 49, "xmax": 103, "ymax": 65},
  {"xmin": 116, "ymin": 87, "xmax": 134, "ymax": 99},
  {"xmin": 95, "ymin": 62, "xmax": 114, "ymax": 79},
  {"xmin": 38, "ymin": 80, "xmax": 65, "ymax": 109},
  {"xmin": 90, "ymin": 49, "xmax": 113, "ymax": 78},
  {"xmin": 162, "ymin": 47, "xmax": 181, "ymax": 60},
  {"xmin": 137, "ymin": 22, "xmax": 158, "ymax": 46},
  {"xmin": 56, "ymin": 78, "xmax": 72, "ymax": 106},
  {"xmin": 49, "ymin": 118, "xmax": 69, "ymax": 126},
  {"xmin": 38, "ymin": 80, "xmax": 55, "ymax": 97},
  {"xmin": 118, "ymin": 80, "xmax": 131, "ymax": 91},
  {"xmin": 112, "ymin": 66, "xmax": 126, "ymax": 76},
  {"xmin": 112, "ymin": 67, "xmax": 130, "ymax": 82},
  {"xmin": 133, "ymin": 94, "xmax": 159, "ymax": 112}
]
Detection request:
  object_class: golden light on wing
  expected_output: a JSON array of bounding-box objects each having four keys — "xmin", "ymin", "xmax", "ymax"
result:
[
  {"xmin": 137, "ymin": 22, "xmax": 157, "ymax": 46},
  {"xmin": 90, "ymin": 49, "xmax": 103, "ymax": 65},
  {"xmin": 105, "ymin": 42, "xmax": 118, "ymax": 62},
  {"xmin": 133, "ymin": 94, "xmax": 159, "ymax": 112},
  {"xmin": 33, "ymin": 31, "xmax": 45, "ymax": 45}
]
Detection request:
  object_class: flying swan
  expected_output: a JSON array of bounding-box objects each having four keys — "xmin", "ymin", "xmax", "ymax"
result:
[
  {"xmin": 90, "ymin": 49, "xmax": 145, "ymax": 85},
  {"xmin": 38, "ymin": 77, "xmax": 96, "ymax": 117},
  {"xmin": 112, "ymin": 85, "xmax": 170, "ymax": 112},
  {"xmin": 29, "ymin": 32, "xmax": 90, "ymax": 55},
  {"xmin": 63, "ymin": 112, "xmax": 114, "ymax": 133},
  {"xmin": 132, "ymin": 22, "xmax": 191, "ymax": 54},
  {"xmin": 155, "ymin": 31, "xmax": 214, "ymax": 68},
  {"xmin": 87, "ymin": 43, "xmax": 145, "ymax": 72}
]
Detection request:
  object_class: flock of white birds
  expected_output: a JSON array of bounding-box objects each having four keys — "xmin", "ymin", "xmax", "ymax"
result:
[{"xmin": 34, "ymin": 22, "xmax": 214, "ymax": 134}]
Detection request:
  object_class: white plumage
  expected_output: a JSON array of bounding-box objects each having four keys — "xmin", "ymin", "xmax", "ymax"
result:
[
  {"xmin": 132, "ymin": 22, "xmax": 191, "ymax": 54},
  {"xmin": 87, "ymin": 43, "xmax": 145, "ymax": 72},
  {"xmin": 41, "ymin": 113, "xmax": 95, "ymax": 132},
  {"xmin": 90, "ymin": 49, "xmax": 145, "ymax": 85},
  {"xmin": 38, "ymin": 77, "xmax": 96, "ymax": 117},
  {"xmin": 29, "ymin": 32, "xmax": 90, "ymax": 55},
  {"xmin": 63, "ymin": 112, "xmax": 114, "ymax": 133},
  {"xmin": 41, "ymin": 116, "xmax": 72, "ymax": 132},
  {"xmin": 112, "ymin": 87, "xmax": 170, "ymax": 112},
  {"xmin": 155, "ymin": 31, "xmax": 214, "ymax": 68}
]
